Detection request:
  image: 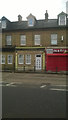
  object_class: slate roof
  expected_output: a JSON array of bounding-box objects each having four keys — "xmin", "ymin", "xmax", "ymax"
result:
[
  {"xmin": 2, "ymin": 19, "xmax": 68, "ymax": 31},
  {"xmin": 1, "ymin": 12, "xmax": 68, "ymax": 31},
  {"xmin": 1, "ymin": 16, "xmax": 10, "ymax": 22}
]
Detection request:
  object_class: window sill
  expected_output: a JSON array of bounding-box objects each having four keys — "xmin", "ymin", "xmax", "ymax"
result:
[
  {"xmin": 8, "ymin": 63, "xmax": 12, "ymax": 64},
  {"xmin": 26, "ymin": 63, "xmax": 31, "ymax": 65},
  {"xmin": 50, "ymin": 44, "xmax": 58, "ymax": 46},
  {"xmin": 20, "ymin": 44, "xmax": 26, "ymax": 46},
  {"xmin": 18, "ymin": 63, "xmax": 24, "ymax": 65}
]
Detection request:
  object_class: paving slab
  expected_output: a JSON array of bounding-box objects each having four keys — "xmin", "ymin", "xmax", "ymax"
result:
[{"xmin": 1, "ymin": 72, "xmax": 67, "ymax": 86}]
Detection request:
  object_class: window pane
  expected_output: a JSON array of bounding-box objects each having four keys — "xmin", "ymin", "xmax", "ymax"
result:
[
  {"xmin": 51, "ymin": 34, "xmax": 57, "ymax": 45},
  {"xmin": 20, "ymin": 35, "xmax": 26, "ymax": 45},
  {"xmin": 26, "ymin": 55, "xmax": 31, "ymax": 64},
  {"xmin": 60, "ymin": 15, "xmax": 65, "ymax": 25},
  {"xmin": 28, "ymin": 18, "xmax": 33, "ymax": 26},
  {"xmin": 34, "ymin": 35, "xmax": 40, "ymax": 45},
  {"xmin": 8, "ymin": 55, "xmax": 13, "ymax": 64},
  {"xmin": 6, "ymin": 36, "xmax": 11, "ymax": 45},
  {"xmin": 2, "ymin": 20, "xmax": 6, "ymax": 28},
  {"xmin": 51, "ymin": 34, "xmax": 57, "ymax": 40},
  {"xmin": 18, "ymin": 55, "xmax": 24, "ymax": 64},
  {"xmin": 1, "ymin": 55, "xmax": 5, "ymax": 64},
  {"xmin": 51, "ymin": 40, "xmax": 57, "ymax": 45}
]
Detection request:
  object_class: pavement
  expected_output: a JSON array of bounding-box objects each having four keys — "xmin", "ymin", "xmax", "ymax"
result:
[{"xmin": 1, "ymin": 72, "xmax": 67, "ymax": 86}]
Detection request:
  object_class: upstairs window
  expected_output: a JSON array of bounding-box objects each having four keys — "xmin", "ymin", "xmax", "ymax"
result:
[
  {"xmin": 6, "ymin": 35, "xmax": 12, "ymax": 45},
  {"xmin": 34, "ymin": 35, "xmax": 40, "ymax": 45},
  {"xmin": 28, "ymin": 18, "xmax": 33, "ymax": 26},
  {"xmin": 58, "ymin": 12, "xmax": 67, "ymax": 26},
  {"xmin": 20, "ymin": 35, "xmax": 26, "ymax": 45},
  {"xmin": 27, "ymin": 14, "xmax": 36, "ymax": 27},
  {"xmin": 59, "ymin": 15, "xmax": 66, "ymax": 25},
  {"xmin": 51, "ymin": 34, "xmax": 57, "ymax": 45},
  {"xmin": 1, "ymin": 20, "xmax": 6, "ymax": 29}
]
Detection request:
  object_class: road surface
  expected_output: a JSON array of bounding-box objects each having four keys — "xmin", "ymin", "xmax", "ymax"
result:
[{"xmin": 2, "ymin": 84, "xmax": 67, "ymax": 119}]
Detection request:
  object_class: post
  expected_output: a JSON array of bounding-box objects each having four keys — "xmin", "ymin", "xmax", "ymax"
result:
[
  {"xmin": 24, "ymin": 66, "xmax": 25, "ymax": 72},
  {"xmin": 34, "ymin": 65, "xmax": 35, "ymax": 72},
  {"xmin": 43, "ymin": 52, "xmax": 45, "ymax": 71},
  {"xmin": 15, "ymin": 52, "xmax": 18, "ymax": 71}
]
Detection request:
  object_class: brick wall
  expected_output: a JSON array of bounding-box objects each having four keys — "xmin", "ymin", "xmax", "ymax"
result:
[
  {"xmin": 15, "ymin": 50, "xmax": 44, "ymax": 71},
  {"xmin": 2, "ymin": 28, "xmax": 67, "ymax": 47},
  {"xmin": 0, "ymin": 52, "xmax": 15, "ymax": 71}
]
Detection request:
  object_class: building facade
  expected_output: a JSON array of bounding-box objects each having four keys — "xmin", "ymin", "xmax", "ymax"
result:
[
  {"xmin": 66, "ymin": 1, "xmax": 68, "ymax": 15},
  {"xmin": 0, "ymin": 11, "xmax": 68, "ymax": 72}
]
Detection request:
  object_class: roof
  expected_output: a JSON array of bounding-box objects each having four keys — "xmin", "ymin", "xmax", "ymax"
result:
[
  {"xmin": 1, "ymin": 11, "xmax": 68, "ymax": 31},
  {"xmin": 58, "ymin": 11, "xmax": 67, "ymax": 16},
  {"xmin": 1, "ymin": 16, "xmax": 10, "ymax": 22},
  {"xmin": 27, "ymin": 13, "xmax": 36, "ymax": 20},
  {"xmin": 3, "ymin": 19, "xmax": 68, "ymax": 31}
]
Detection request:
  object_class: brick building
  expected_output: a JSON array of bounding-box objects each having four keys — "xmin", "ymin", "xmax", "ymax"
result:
[{"xmin": 0, "ymin": 11, "xmax": 68, "ymax": 72}]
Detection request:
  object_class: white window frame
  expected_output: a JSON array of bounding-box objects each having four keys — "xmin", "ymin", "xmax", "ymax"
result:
[
  {"xmin": 1, "ymin": 55, "xmax": 5, "ymax": 64},
  {"xmin": 28, "ymin": 18, "xmax": 33, "ymax": 26},
  {"xmin": 2, "ymin": 20, "xmax": 6, "ymax": 29},
  {"xmin": 59, "ymin": 15, "xmax": 66, "ymax": 25},
  {"xmin": 20, "ymin": 35, "xmax": 26, "ymax": 45},
  {"xmin": 6, "ymin": 35, "xmax": 12, "ymax": 45},
  {"xmin": 8, "ymin": 55, "xmax": 13, "ymax": 64},
  {"xmin": 51, "ymin": 34, "xmax": 57, "ymax": 45},
  {"xmin": 18, "ymin": 54, "xmax": 24, "ymax": 64},
  {"xmin": 26, "ymin": 54, "xmax": 31, "ymax": 64},
  {"xmin": 34, "ymin": 35, "xmax": 40, "ymax": 45}
]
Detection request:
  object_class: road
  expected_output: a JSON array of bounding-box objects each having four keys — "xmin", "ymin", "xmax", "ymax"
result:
[
  {"xmin": 2, "ymin": 84, "xmax": 67, "ymax": 119},
  {"xmin": 1, "ymin": 72, "xmax": 68, "ymax": 119}
]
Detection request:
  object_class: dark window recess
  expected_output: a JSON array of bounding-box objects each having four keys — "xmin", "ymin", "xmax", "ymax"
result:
[{"xmin": 36, "ymin": 55, "xmax": 41, "ymax": 57}]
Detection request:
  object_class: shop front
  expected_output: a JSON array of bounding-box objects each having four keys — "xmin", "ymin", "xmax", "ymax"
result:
[
  {"xmin": 46, "ymin": 48, "xmax": 68, "ymax": 72},
  {"xmin": 15, "ymin": 47, "xmax": 45, "ymax": 72}
]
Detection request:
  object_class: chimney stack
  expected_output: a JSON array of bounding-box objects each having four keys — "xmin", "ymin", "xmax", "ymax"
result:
[
  {"xmin": 45, "ymin": 10, "xmax": 48, "ymax": 21},
  {"xmin": 18, "ymin": 15, "xmax": 22, "ymax": 22}
]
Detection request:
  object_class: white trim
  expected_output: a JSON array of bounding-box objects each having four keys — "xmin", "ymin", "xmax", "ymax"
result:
[
  {"xmin": 59, "ymin": 17, "xmax": 60, "ymax": 25},
  {"xmin": 59, "ymin": 15, "xmax": 66, "ymax": 26}
]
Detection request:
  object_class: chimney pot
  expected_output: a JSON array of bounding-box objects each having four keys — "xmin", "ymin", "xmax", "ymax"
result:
[
  {"xmin": 45, "ymin": 10, "xmax": 48, "ymax": 21},
  {"xmin": 18, "ymin": 15, "xmax": 22, "ymax": 22}
]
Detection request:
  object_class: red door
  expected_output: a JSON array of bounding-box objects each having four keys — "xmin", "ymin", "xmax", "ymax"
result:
[{"xmin": 46, "ymin": 54, "xmax": 68, "ymax": 72}]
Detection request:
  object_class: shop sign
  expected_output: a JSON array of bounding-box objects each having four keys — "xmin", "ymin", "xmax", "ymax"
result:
[
  {"xmin": 46, "ymin": 49, "xmax": 53, "ymax": 54},
  {"xmin": 46, "ymin": 49, "xmax": 68, "ymax": 54}
]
